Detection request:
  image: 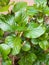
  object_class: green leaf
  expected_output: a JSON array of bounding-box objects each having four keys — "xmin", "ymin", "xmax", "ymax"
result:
[
  {"xmin": 27, "ymin": 6, "xmax": 38, "ymax": 16},
  {"xmin": 5, "ymin": 36, "xmax": 15, "ymax": 48},
  {"xmin": 31, "ymin": 38, "xmax": 39, "ymax": 45},
  {"xmin": 0, "ymin": 0, "xmax": 10, "ymax": 6},
  {"xmin": 15, "ymin": 11, "xmax": 29, "ymax": 31},
  {"xmin": 0, "ymin": 29, "xmax": 4, "ymax": 37},
  {"xmin": 39, "ymin": 40, "xmax": 49, "ymax": 50},
  {"xmin": 27, "ymin": 22, "xmax": 39, "ymax": 30},
  {"xmin": 16, "ymin": 25, "xmax": 27, "ymax": 32},
  {"xmin": 0, "ymin": 5, "xmax": 10, "ymax": 12},
  {"xmin": 26, "ymin": 53, "xmax": 37, "ymax": 63},
  {"xmin": 43, "ymin": 6, "xmax": 49, "ymax": 15},
  {"xmin": 11, "ymin": 37, "xmax": 22, "ymax": 55},
  {"xmin": 5, "ymin": 36, "xmax": 22, "ymax": 55},
  {"xmin": 39, "ymin": 33, "xmax": 48, "ymax": 40},
  {"xmin": 15, "ymin": 11, "xmax": 22, "ymax": 23},
  {"xmin": 15, "ymin": 11, "xmax": 28, "ymax": 24},
  {"xmin": 18, "ymin": 53, "xmax": 37, "ymax": 65},
  {"xmin": 37, "ymin": 17, "xmax": 43, "ymax": 23},
  {"xmin": 34, "ymin": 0, "xmax": 47, "ymax": 6},
  {"xmin": 0, "ymin": 14, "xmax": 16, "ymax": 32},
  {"xmin": 0, "ymin": 1, "xmax": 14, "ymax": 12},
  {"xmin": 13, "ymin": 2, "xmax": 27, "ymax": 12},
  {"xmin": 22, "ymin": 41, "xmax": 31, "ymax": 51},
  {"xmin": 2, "ymin": 59, "xmax": 12, "ymax": 65},
  {"xmin": 33, "ymin": 53, "xmax": 49, "ymax": 65},
  {"xmin": 24, "ymin": 25, "xmax": 46, "ymax": 38},
  {"xmin": 0, "ymin": 44, "xmax": 11, "ymax": 59},
  {"xmin": 46, "ymin": 25, "xmax": 49, "ymax": 33},
  {"xmin": 0, "ymin": 20, "xmax": 12, "ymax": 31}
]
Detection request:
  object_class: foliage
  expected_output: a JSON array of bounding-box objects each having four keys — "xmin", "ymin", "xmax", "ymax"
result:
[{"xmin": 0, "ymin": 0, "xmax": 49, "ymax": 65}]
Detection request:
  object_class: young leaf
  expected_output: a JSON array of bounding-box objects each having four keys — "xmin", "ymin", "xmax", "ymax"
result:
[
  {"xmin": 13, "ymin": 2, "xmax": 27, "ymax": 12},
  {"xmin": 43, "ymin": 6, "xmax": 49, "ymax": 15},
  {"xmin": 39, "ymin": 40, "xmax": 49, "ymax": 50},
  {"xmin": 15, "ymin": 11, "xmax": 29, "ymax": 31},
  {"xmin": 15, "ymin": 11, "xmax": 28, "ymax": 24},
  {"xmin": 37, "ymin": 17, "xmax": 43, "ymax": 23},
  {"xmin": 34, "ymin": 0, "xmax": 47, "ymax": 6},
  {"xmin": 31, "ymin": 38, "xmax": 39, "ymax": 45},
  {"xmin": 27, "ymin": 6, "xmax": 38, "ymax": 16},
  {"xmin": 22, "ymin": 41, "xmax": 31, "ymax": 51}
]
